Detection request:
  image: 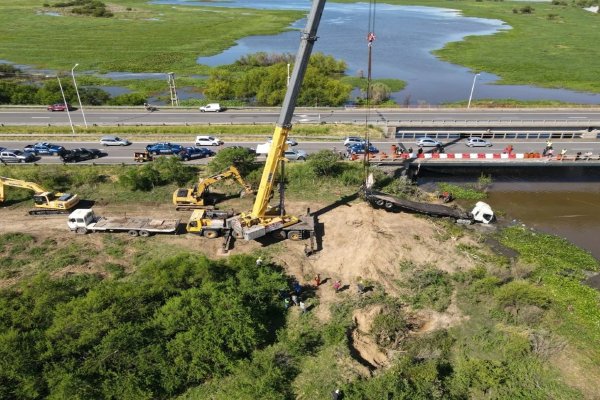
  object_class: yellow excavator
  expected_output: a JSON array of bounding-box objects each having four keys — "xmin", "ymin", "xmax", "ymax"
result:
[
  {"xmin": 0, "ymin": 176, "xmax": 80, "ymax": 215},
  {"xmin": 172, "ymin": 165, "xmax": 253, "ymax": 211}
]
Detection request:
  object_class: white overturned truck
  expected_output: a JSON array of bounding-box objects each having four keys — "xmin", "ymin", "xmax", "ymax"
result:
[{"xmin": 67, "ymin": 209, "xmax": 180, "ymax": 237}]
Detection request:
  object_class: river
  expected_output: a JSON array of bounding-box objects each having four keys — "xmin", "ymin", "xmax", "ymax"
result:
[
  {"xmin": 418, "ymin": 167, "xmax": 600, "ymax": 261},
  {"xmin": 152, "ymin": 0, "xmax": 600, "ymax": 105}
]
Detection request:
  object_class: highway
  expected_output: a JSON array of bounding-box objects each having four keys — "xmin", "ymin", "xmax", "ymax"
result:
[
  {"xmin": 2, "ymin": 107, "xmax": 600, "ymax": 126},
  {"xmin": 2, "ymin": 138, "xmax": 600, "ymax": 165}
]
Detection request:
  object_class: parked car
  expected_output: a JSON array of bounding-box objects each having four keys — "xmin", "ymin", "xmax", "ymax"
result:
[
  {"xmin": 466, "ymin": 137, "xmax": 493, "ymax": 147},
  {"xmin": 195, "ymin": 135, "xmax": 223, "ymax": 146},
  {"xmin": 283, "ymin": 149, "xmax": 308, "ymax": 161},
  {"xmin": 47, "ymin": 103, "xmax": 74, "ymax": 112},
  {"xmin": 60, "ymin": 148, "xmax": 102, "ymax": 163},
  {"xmin": 146, "ymin": 142, "xmax": 184, "ymax": 155},
  {"xmin": 267, "ymin": 137, "xmax": 298, "ymax": 146},
  {"xmin": 348, "ymin": 143, "xmax": 379, "ymax": 154},
  {"xmin": 178, "ymin": 147, "xmax": 212, "ymax": 161},
  {"xmin": 24, "ymin": 142, "xmax": 66, "ymax": 155},
  {"xmin": 100, "ymin": 135, "xmax": 131, "ymax": 146},
  {"xmin": 0, "ymin": 149, "xmax": 36, "ymax": 163},
  {"xmin": 199, "ymin": 103, "xmax": 223, "ymax": 112},
  {"xmin": 343, "ymin": 136, "xmax": 366, "ymax": 147},
  {"xmin": 416, "ymin": 137, "xmax": 443, "ymax": 147}
]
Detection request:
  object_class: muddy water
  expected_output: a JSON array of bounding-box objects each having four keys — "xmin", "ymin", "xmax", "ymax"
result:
[
  {"xmin": 486, "ymin": 184, "xmax": 600, "ymax": 260},
  {"xmin": 418, "ymin": 169, "xmax": 600, "ymax": 260}
]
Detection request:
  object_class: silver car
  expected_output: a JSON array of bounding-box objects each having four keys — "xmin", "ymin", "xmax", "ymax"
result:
[
  {"xmin": 466, "ymin": 137, "xmax": 493, "ymax": 147},
  {"xmin": 416, "ymin": 137, "xmax": 443, "ymax": 147},
  {"xmin": 100, "ymin": 135, "xmax": 131, "ymax": 146},
  {"xmin": 284, "ymin": 149, "xmax": 307, "ymax": 161},
  {"xmin": 0, "ymin": 149, "xmax": 35, "ymax": 163}
]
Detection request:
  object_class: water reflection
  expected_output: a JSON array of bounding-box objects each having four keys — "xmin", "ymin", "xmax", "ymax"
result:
[{"xmin": 182, "ymin": 0, "xmax": 600, "ymax": 105}]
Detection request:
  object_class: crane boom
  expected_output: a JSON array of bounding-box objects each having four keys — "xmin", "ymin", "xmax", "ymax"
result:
[{"xmin": 251, "ymin": 0, "xmax": 326, "ymax": 218}]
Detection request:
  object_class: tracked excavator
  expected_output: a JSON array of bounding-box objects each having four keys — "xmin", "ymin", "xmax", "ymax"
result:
[
  {"xmin": 0, "ymin": 176, "xmax": 79, "ymax": 215},
  {"xmin": 172, "ymin": 166, "xmax": 254, "ymax": 211}
]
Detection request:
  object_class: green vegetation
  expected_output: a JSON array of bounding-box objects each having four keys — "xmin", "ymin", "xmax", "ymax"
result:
[
  {"xmin": 2, "ymin": 160, "xmax": 600, "ymax": 398},
  {"xmin": 0, "ymin": 0, "xmax": 303, "ymax": 74}
]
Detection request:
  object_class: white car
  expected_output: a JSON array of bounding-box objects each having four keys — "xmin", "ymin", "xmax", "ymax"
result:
[
  {"xmin": 199, "ymin": 103, "xmax": 223, "ymax": 112},
  {"xmin": 195, "ymin": 135, "xmax": 223, "ymax": 146},
  {"xmin": 416, "ymin": 137, "xmax": 443, "ymax": 147},
  {"xmin": 466, "ymin": 137, "xmax": 493, "ymax": 147},
  {"xmin": 100, "ymin": 135, "xmax": 131, "ymax": 146},
  {"xmin": 343, "ymin": 136, "xmax": 366, "ymax": 147}
]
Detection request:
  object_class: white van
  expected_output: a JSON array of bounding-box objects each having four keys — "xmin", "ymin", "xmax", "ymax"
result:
[
  {"xmin": 199, "ymin": 103, "xmax": 223, "ymax": 112},
  {"xmin": 195, "ymin": 135, "xmax": 223, "ymax": 146}
]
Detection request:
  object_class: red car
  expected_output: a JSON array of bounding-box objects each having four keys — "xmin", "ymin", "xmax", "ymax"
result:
[{"xmin": 47, "ymin": 103, "xmax": 73, "ymax": 112}]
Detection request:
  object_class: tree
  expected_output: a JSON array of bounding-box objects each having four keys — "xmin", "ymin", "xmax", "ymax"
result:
[
  {"xmin": 208, "ymin": 146, "xmax": 258, "ymax": 177},
  {"xmin": 307, "ymin": 150, "xmax": 341, "ymax": 176},
  {"xmin": 79, "ymin": 87, "xmax": 110, "ymax": 105}
]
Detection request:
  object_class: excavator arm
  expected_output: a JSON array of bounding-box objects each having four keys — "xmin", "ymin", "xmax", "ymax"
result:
[
  {"xmin": 197, "ymin": 166, "xmax": 253, "ymax": 196},
  {"xmin": 0, "ymin": 176, "xmax": 48, "ymax": 202}
]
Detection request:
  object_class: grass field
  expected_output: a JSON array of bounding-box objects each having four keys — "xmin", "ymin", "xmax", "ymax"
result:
[{"xmin": 0, "ymin": 0, "xmax": 302, "ymax": 74}]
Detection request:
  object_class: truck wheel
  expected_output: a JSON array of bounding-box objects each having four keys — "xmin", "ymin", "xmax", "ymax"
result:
[
  {"xmin": 203, "ymin": 230, "xmax": 219, "ymax": 239},
  {"xmin": 385, "ymin": 202, "xmax": 394, "ymax": 210},
  {"xmin": 375, "ymin": 199, "xmax": 385, "ymax": 207},
  {"xmin": 287, "ymin": 231, "xmax": 302, "ymax": 241},
  {"xmin": 139, "ymin": 230, "xmax": 150, "ymax": 237},
  {"xmin": 75, "ymin": 227, "xmax": 87, "ymax": 234},
  {"xmin": 271, "ymin": 230, "xmax": 287, "ymax": 240},
  {"xmin": 128, "ymin": 230, "xmax": 139, "ymax": 237}
]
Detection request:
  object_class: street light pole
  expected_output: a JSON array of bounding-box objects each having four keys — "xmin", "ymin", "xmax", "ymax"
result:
[
  {"xmin": 57, "ymin": 75, "xmax": 75, "ymax": 134},
  {"xmin": 287, "ymin": 63, "xmax": 291, "ymax": 87},
  {"xmin": 71, "ymin": 63, "xmax": 88, "ymax": 128},
  {"xmin": 467, "ymin": 73, "xmax": 480, "ymax": 109}
]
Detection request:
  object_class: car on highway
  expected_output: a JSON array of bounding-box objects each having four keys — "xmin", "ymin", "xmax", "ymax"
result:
[
  {"xmin": 177, "ymin": 147, "xmax": 214, "ymax": 161},
  {"xmin": 60, "ymin": 148, "xmax": 103, "ymax": 163},
  {"xmin": 416, "ymin": 137, "xmax": 443, "ymax": 147},
  {"xmin": 195, "ymin": 135, "xmax": 223, "ymax": 146},
  {"xmin": 348, "ymin": 143, "xmax": 379, "ymax": 154},
  {"xmin": 199, "ymin": 103, "xmax": 223, "ymax": 112},
  {"xmin": 47, "ymin": 103, "xmax": 74, "ymax": 112},
  {"xmin": 0, "ymin": 149, "xmax": 36, "ymax": 163},
  {"xmin": 146, "ymin": 142, "xmax": 184, "ymax": 155},
  {"xmin": 267, "ymin": 137, "xmax": 298, "ymax": 146},
  {"xmin": 24, "ymin": 142, "xmax": 66, "ymax": 156},
  {"xmin": 283, "ymin": 149, "xmax": 308, "ymax": 161},
  {"xmin": 466, "ymin": 137, "xmax": 493, "ymax": 147},
  {"xmin": 343, "ymin": 136, "xmax": 366, "ymax": 147},
  {"xmin": 100, "ymin": 135, "xmax": 131, "ymax": 146}
]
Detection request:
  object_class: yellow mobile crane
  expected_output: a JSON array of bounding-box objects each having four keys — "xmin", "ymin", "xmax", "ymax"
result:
[
  {"xmin": 0, "ymin": 176, "xmax": 79, "ymax": 215},
  {"xmin": 223, "ymin": 0, "xmax": 325, "ymax": 243},
  {"xmin": 172, "ymin": 166, "xmax": 254, "ymax": 211}
]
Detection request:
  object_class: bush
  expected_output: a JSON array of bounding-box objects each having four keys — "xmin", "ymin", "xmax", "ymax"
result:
[
  {"xmin": 306, "ymin": 150, "xmax": 341, "ymax": 176},
  {"xmin": 401, "ymin": 265, "xmax": 453, "ymax": 312}
]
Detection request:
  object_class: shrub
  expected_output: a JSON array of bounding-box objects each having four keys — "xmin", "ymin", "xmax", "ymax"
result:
[
  {"xmin": 306, "ymin": 150, "xmax": 341, "ymax": 176},
  {"xmin": 402, "ymin": 266, "xmax": 453, "ymax": 312}
]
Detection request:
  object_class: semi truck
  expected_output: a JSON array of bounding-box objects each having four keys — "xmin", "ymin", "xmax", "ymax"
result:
[{"xmin": 67, "ymin": 209, "xmax": 180, "ymax": 236}]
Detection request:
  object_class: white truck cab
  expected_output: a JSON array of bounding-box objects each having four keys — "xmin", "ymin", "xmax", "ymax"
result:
[
  {"xmin": 471, "ymin": 202, "xmax": 495, "ymax": 224},
  {"xmin": 67, "ymin": 208, "xmax": 96, "ymax": 231}
]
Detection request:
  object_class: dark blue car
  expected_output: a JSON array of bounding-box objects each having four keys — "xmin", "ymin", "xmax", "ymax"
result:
[
  {"xmin": 145, "ymin": 142, "xmax": 184, "ymax": 155},
  {"xmin": 23, "ymin": 142, "xmax": 66, "ymax": 156},
  {"xmin": 348, "ymin": 143, "xmax": 379, "ymax": 154},
  {"xmin": 177, "ymin": 146, "xmax": 214, "ymax": 161}
]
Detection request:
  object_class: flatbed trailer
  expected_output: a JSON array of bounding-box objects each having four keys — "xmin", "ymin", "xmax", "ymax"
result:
[
  {"xmin": 363, "ymin": 190, "xmax": 494, "ymax": 224},
  {"xmin": 68, "ymin": 209, "xmax": 179, "ymax": 236}
]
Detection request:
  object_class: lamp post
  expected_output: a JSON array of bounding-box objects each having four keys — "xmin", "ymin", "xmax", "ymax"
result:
[
  {"xmin": 71, "ymin": 63, "xmax": 87, "ymax": 128},
  {"xmin": 287, "ymin": 63, "xmax": 291, "ymax": 87},
  {"xmin": 56, "ymin": 75, "xmax": 75, "ymax": 134},
  {"xmin": 467, "ymin": 73, "xmax": 480, "ymax": 109}
]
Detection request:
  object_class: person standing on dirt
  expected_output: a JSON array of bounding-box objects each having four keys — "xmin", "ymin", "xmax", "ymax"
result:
[
  {"xmin": 299, "ymin": 300, "xmax": 307, "ymax": 314},
  {"xmin": 284, "ymin": 297, "xmax": 290, "ymax": 309},
  {"xmin": 256, "ymin": 257, "xmax": 263, "ymax": 266},
  {"xmin": 333, "ymin": 280, "xmax": 341, "ymax": 293},
  {"xmin": 314, "ymin": 273, "xmax": 321, "ymax": 287},
  {"xmin": 291, "ymin": 293, "xmax": 299, "ymax": 306},
  {"xmin": 293, "ymin": 282, "xmax": 302, "ymax": 296}
]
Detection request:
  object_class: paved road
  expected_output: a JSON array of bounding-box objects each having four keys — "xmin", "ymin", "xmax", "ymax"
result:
[
  {"xmin": 2, "ymin": 139, "xmax": 599, "ymax": 165},
  {"xmin": 2, "ymin": 107, "xmax": 600, "ymax": 126}
]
